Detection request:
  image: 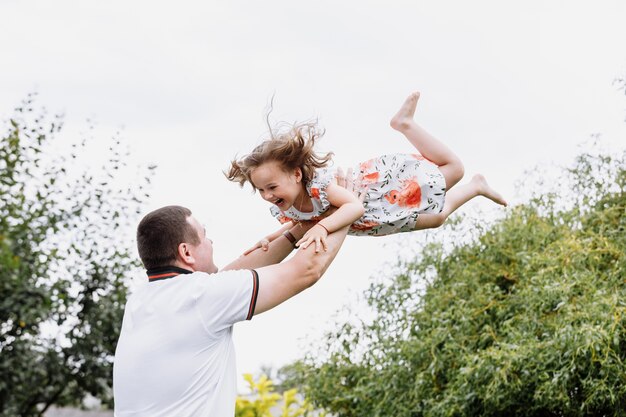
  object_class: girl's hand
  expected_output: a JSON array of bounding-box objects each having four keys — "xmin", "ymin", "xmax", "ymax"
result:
[
  {"xmin": 243, "ymin": 238, "xmax": 270, "ymax": 256},
  {"xmin": 296, "ymin": 224, "xmax": 329, "ymax": 253}
]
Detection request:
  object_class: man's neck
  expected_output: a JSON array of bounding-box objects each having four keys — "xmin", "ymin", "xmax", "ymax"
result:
[
  {"xmin": 172, "ymin": 260, "xmax": 195, "ymax": 272},
  {"xmin": 146, "ymin": 265, "xmax": 194, "ymax": 282}
]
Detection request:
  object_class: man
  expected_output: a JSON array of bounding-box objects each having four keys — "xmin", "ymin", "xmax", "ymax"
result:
[{"xmin": 113, "ymin": 172, "xmax": 358, "ymax": 416}]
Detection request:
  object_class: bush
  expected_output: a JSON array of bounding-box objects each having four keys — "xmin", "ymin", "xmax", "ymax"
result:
[{"xmin": 285, "ymin": 143, "xmax": 626, "ymax": 417}]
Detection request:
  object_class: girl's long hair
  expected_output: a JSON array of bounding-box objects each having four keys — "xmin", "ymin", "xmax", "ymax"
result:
[{"xmin": 225, "ymin": 112, "xmax": 333, "ymax": 191}]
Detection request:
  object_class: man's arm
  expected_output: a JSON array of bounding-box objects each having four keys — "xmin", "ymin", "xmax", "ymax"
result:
[
  {"xmin": 252, "ymin": 224, "xmax": 349, "ymax": 315},
  {"xmin": 242, "ymin": 222, "xmax": 294, "ymax": 256},
  {"xmin": 221, "ymin": 222, "xmax": 315, "ymax": 271}
]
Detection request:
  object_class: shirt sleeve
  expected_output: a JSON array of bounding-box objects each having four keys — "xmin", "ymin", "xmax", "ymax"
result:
[{"xmin": 194, "ymin": 269, "xmax": 259, "ymax": 335}]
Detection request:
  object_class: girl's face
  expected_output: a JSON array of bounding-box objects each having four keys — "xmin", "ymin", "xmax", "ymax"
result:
[{"xmin": 250, "ymin": 161, "xmax": 304, "ymax": 211}]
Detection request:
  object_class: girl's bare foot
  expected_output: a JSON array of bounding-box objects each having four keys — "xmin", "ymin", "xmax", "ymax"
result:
[
  {"xmin": 472, "ymin": 174, "xmax": 508, "ymax": 206},
  {"xmin": 390, "ymin": 92, "xmax": 420, "ymax": 132}
]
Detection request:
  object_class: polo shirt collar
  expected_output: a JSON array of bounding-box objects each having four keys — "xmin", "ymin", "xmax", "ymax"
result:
[{"xmin": 146, "ymin": 266, "xmax": 193, "ymax": 282}]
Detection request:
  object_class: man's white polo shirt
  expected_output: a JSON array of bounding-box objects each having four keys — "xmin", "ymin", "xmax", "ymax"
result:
[{"xmin": 113, "ymin": 266, "xmax": 259, "ymax": 417}]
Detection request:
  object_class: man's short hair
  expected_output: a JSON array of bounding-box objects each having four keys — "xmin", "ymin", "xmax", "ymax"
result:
[{"xmin": 136, "ymin": 205, "xmax": 201, "ymax": 269}]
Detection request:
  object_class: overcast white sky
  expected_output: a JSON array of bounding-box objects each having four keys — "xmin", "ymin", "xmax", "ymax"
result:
[{"xmin": 2, "ymin": 0, "xmax": 626, "ymax": 390}]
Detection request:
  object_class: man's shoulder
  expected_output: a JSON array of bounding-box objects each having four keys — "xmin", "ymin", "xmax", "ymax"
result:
[
  {"xmin": 200, "ymin": 269, "xmax": 254, "ymax": 279},
  {"xmin": 190, "ymin": 269, "xmax": 256, "ymax": 291}
]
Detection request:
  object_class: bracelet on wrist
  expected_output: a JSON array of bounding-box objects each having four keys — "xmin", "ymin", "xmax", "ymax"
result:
[
  {"xmin": 282, "ymin": 230, "xmax": 298, "ymax": 248},
  {"xmin": 316, "ymin": 223, "xmax": 330, "ymax": 234}
]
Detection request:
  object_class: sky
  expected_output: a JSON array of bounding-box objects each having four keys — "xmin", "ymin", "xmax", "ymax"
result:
[{"xmin": 2, "ymin": 0, "xmax": 626, "ymax": 391}]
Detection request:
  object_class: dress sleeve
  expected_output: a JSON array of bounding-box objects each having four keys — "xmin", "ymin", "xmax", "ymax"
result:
[
  {"xmin": 270, "ymin": 206, "xmax": 293, "ymax": 224},
  {"xmin": 307, "ymin": 167, "xmax": 334, "ymax": 213}
]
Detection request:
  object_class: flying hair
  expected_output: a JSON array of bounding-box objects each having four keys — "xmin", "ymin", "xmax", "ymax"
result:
[{"xmin": 225, "ymin": 102, "xmax": 333, "ymax": 191}]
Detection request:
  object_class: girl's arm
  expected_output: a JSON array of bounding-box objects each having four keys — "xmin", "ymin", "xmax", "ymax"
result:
[
  {"xmin": 223, "ymin": 221, "xmax": 317, "ymax": 271},
  {"xmin": 296, "ymin": 182, "xmax": 365, "ymax": 250},
  {"xmin": 243, "ymin": 221, "xmax": 294, "ymax": 256},
  {"xmin": 318, "ymin": 182, "xmax": 364, "ymax": 232}
]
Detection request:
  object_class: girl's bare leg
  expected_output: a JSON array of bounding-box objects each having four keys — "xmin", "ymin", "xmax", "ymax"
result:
[
  {"xmin": 413, "ymin": 174, "xmax": 507, "ymax": 230},
  {"xmin": 390, "ymin": 92, "xmax": 465, "ymax": 189}
]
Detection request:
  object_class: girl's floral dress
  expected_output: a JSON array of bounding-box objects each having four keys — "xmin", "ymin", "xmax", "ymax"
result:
[{"xmin": 270, "ymin": 153, "xmax": 446, "ymax": 236}]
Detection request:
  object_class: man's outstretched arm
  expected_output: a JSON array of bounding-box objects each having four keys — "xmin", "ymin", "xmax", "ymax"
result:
[
  {"xmin": 252, "ymin": 224, "xmax": 350, "ymax": 316},
  {"xmin": 221, "ymin": 222, "xmax": 315, "ymax": 271},
  {"xmin": 249, "ymin": 168, "xmax": 363, "ymax": 314}
]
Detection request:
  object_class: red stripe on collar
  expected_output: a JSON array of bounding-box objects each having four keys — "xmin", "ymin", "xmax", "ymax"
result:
[{"xmin": 146, "ymin": 266, "xmax": 193, "ymax": 282}]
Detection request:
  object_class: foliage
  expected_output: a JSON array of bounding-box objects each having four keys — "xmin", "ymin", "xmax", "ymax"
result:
[
  {"xmin": 236, "ymin": 374, "xmax": 324, "ymax": 417},
  {"xmin": 284, "ymin": 143, "xmax": 626, "ymax": 417},
  {"xmin": 0, "ymin": 94, "xmax": 153, "ymax": 416}
]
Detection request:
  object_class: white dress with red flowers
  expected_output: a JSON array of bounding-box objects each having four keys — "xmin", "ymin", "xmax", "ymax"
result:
[{"xmin": 270, "ymin": 153, "xmax": 446, "ymax": 236}]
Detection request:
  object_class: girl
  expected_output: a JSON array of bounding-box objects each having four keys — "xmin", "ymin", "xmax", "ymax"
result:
[{"xmin": 226, "ymin": 92, "xmax": 507, "ymax": 253}]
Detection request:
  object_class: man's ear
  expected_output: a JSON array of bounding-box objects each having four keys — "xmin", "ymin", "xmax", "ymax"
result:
[{"xmin": 177, "ymin": 243, "xmax": 195, "ymax": 265}]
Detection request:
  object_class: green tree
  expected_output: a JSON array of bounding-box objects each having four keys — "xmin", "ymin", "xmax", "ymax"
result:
[
  {"xmin": 0, "ymin": 95, "xmax": 153, "ymax": 416},
  {"xmin": 285, "ymin": 143, "xmax": 626, "ymax": 417}
]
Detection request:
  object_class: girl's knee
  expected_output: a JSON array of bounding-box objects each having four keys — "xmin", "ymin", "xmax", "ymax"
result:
[
  {"xmin": 441, "ymin": 158, "xmax": 464, "ymax": 189},
  {"xmin": 450, "ymin": 156, "xmax": 464, "ymax": 184},
  {"xmin": 455, "ymin": 157, "xmax": 465, "ymax": 182},
  {"xmin": 414, "ymin": 213, "xmax": 446, "ymax": 230},
  {"xmin": 432, "ymin": 213, "xmax": 446, "ymax": 228}
]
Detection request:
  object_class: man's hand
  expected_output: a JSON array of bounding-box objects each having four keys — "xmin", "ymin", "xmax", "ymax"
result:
[{"xmin": 335, "ymin": 167, "xmax": 366, "ymax": 202}]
